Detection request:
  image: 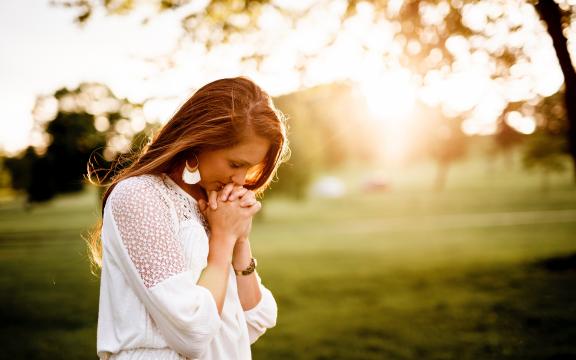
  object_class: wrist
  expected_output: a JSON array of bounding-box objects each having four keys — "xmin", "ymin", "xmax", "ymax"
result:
[
  {"xmin": 233, "ymin": 257, "xmax": 257, "ymax": 276},
  {"xmin": 208, "ymin": 233, "xmax": 235, "ymax": 265},
  {"xmin": 236, "ymin": 235, "xmax": 250, "ymax": 245},
  {"xmin": 207, "ymin": 252, "xmax": 231, "ymax": 269},
  {"xmin": 232, "ymin": 240, "xmax": 252, "ymax": 269},
  {"xmin": 210, "ymin": 228, "xmax": 236, "ymax": 242}
]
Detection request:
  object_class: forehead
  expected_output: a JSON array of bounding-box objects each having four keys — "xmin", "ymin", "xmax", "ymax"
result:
[{"xmin": 221, "ymin": 136, "xmax": 270, "ymax": 164}]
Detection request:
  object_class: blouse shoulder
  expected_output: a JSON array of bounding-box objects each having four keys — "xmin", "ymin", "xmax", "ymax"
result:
[
  {"xmin": 106, "ymin": 173, "xmax": 185, "ymax": 289},
  {"xmin": 108, "ymin": 174, "xmax": 172, "ymax": 211},
  {"xmin": 110, "ymin": 174, "xmax": 165, "ymax": 198}
]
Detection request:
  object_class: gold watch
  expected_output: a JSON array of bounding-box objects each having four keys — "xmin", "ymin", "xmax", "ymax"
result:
[{"xmin": 234, "ymin": 257, "xmax": 257, "ymax": 276}]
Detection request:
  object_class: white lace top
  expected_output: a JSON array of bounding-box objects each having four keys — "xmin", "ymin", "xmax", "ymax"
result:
[{"xmin": 96, "ymin": 173, "xmax": 277, "ymax": 360}]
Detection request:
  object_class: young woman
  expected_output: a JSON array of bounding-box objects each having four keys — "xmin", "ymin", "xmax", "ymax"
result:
[{"xmin": 88, "ymin": 77, "xmax": 289, "ymax": 359}]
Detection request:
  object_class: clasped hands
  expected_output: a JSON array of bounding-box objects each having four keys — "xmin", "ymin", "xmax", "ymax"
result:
[{"xmin": 197, "ymin": 183, "xmax": 261, "ymax": 245}]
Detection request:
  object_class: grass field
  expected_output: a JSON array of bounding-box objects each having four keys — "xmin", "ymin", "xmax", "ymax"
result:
[{"xmin": 1, "ymin": 159, "xmax": 575, "ymax": 359}]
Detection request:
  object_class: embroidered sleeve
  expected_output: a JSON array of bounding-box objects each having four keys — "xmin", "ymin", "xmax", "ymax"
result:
[{"xmin": 108, "ymin": 176, "xmax": 185, "ymax": 288}]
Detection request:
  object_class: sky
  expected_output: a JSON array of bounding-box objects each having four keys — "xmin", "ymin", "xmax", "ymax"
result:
[
  {"xmin": 0, "ymin": 0, "xmax": 327, "ymax": 155},
  {"xmin": 0, "ymin": 0, "xmax": 571, "ymax": 157},
  {"xmin": 0, "ymin": 0, "xmax": 201, "ymax": 154}
]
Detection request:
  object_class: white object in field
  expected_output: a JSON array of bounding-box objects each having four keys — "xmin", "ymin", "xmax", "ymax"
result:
[{"xmin": 309, "ymin": 176, "xmax": 346, "ymax": 198}]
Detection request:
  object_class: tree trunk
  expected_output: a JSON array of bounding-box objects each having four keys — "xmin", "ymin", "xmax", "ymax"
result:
[
  {"xmin": 541, "ymin": 168, "xmax": 550, "ymax": 194},
  {"xmin": 434, "ymin": 160, "xmax": 450, "ymax": 191},
  {"xmin": 535, "ymin": 0, "xmax": 576, "ymax": 183}
]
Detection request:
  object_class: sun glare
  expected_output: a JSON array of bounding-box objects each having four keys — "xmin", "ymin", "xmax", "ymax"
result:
[
  {"xmin": 506, "ymin": 111, "xmax": 536, "ymax": 135},
  {"xmin": 359, "ymin": 69, "xmax": 417, "ymax": 121},
  {"xmin": 358, "ymin": 68, "xmax": 417, "ymax": 163},
  {"xmin": 0, "ymin": 0, "xmax": 570, "ymax": 155}
]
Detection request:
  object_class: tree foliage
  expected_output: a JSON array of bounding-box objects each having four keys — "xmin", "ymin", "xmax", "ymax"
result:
[
  {"xmin": 4, "ymin": 83, "xmax": 149, "ymax": 202},
  {"xmin": 53, "ymin": 0, "xmax": 576, "ymax": 182},
  {"xmin": 522, "ymin": 90, "xmax": 569, "ymax": 183}
]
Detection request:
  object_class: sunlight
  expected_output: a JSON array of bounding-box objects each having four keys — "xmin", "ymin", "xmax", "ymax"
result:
[
  {"xmin": 0, "ymin": 0, "xmax": 573, "ymax": 154},
  {"xmin": 359, "ymin": 69, "xmax": 417, "ymax": 121},
  {"xmin": 0, "ymin": 94, "xmax": 35, "ymax": 155},
  {"xmin": 358, "ymin": 68, "xmax": 417, "ymax": 163},
  {"xmin": 506, "ymin": 111, "xmax": 536, "ymax": 135}
]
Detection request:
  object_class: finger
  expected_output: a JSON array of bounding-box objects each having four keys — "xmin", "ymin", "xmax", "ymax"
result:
[
  {"xmin": 238, "ymin": 190, "xmax": 255, "ymax": 205},
  {"xmin": 219, "ymin": 183, "xmax": 235, "ymax": 201},
  {"xmin": 240, "ymin": 191, "xmax": 257, "ymax": 207},
  {"xmin": 247, "ymin": 201, "xmax": 262, "ymax": 215},
  {"xmin": 240, "ymin": 197, "xmax": 258, "ymax": 207},
  {"xmin": 228, "ymin": 186, "xmax": 248, "ymax": 201},
  {"xmin": 209, "ymin": 191, "xmax": 218, "ymax": 210},
  {"xmin": 197, "ymin": 199, "xmax": 208, "ymax": 213},
  {"xmin": 238, "ymin": 189, "xmax": 254, "ymax": 201}
]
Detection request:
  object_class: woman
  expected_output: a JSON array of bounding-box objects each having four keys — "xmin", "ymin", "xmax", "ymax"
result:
[{"xmin": 88, "ymin": 77, "xmax": 289, "ymax": 359}]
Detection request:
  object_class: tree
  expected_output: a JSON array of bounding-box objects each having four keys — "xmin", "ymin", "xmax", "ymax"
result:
[
  {"xmin": 522, "ymin": 90, "xmax": 569, "ymax": 191},
  {"xmin": 4, "ymin": 83, "xmax": 146, "ymax": 202},
  {"xmin": 4, "ymin": 147, "xmax": 56, "ymax": 203},
  {"xmin": 271, "ymin": 82, "xmax": 380, "ymax": 198},
  {"xmin": 53, "ymin": 0, "xmax": 576, "ymax": 181},
  {"xmin": 408, "ymin": 102, "xmax": 469, "ymax": 191},
  {"xmin": 523, "ymin": 130, "xmax": 567, "ymax": 191},
  {"xmin": 491, "ymin": 101, "xmax": 529, "ymax": 168},
  {"xmin": 46, "ymin": 109, "xmax": 105, "ymax": 192},
  {"xmin": 534, "ymin": 0, "xmax": 576, "ymax": 182}
]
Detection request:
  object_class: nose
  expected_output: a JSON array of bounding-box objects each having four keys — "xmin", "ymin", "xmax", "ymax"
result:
[{"xmin": 230, "ymin": 169, "xmax": 247, "ymax": 187}]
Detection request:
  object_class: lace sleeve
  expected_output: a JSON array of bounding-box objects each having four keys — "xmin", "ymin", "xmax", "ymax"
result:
[{"xmin": 108, "ymin": 176, "xmax": 186, "ymax": 288}]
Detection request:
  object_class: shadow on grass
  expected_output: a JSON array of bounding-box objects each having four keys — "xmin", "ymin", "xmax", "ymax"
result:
[
  {"xmin": 254, "ymin": 255, "xmax": 576, "ymax": 360},
  {"xmin": 462, "ymin": 256, "xmax": 576, "ymax": 360},
  {"xmin": 536, "ymin": 252, "xmax": 576, "ymax": 272}
]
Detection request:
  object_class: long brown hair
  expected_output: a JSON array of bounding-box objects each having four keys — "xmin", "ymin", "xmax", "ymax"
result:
[{"xmin": 85, "ymin": 77, "xmax": 289, "ymax": 273}]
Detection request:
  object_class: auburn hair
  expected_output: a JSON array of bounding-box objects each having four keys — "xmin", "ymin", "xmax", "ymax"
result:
[{"xmin": 85, "ymin": 77, "xmax": 289, "ymax": 273}]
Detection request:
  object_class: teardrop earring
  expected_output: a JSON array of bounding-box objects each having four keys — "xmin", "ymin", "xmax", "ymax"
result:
[{"xmin": 182, "ymin": 154, "xmax": 201, "ymax": 184}]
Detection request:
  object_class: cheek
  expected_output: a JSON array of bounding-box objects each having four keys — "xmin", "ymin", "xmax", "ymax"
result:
[{"xmin": 199, "ymin": 160, "xmax": 229, "ymax": 181}]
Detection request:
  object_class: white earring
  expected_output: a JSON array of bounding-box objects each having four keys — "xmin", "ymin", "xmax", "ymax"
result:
[{"xmin": 182, "ymin": 155, "xmax": 201, "ymax": 184}]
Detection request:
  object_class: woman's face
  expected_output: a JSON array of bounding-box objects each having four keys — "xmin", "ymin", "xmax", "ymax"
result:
[{"xmin": 196, "ymin": 136, "xmax": 271, "ymax": 192}]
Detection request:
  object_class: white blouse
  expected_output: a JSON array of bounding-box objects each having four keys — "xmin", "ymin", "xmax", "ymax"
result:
[{"xmin": 97, "ymin": 173, "xmax": 277, "ymax": 359}]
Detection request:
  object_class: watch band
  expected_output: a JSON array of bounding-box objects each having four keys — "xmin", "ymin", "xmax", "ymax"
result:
[{"xmin": 234, "ymin": 257, "xmax": 257, "ymax": 276}]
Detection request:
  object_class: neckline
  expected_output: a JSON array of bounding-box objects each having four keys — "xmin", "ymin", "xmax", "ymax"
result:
[{"xmin": 161, "ymin": 173, "xmax": 198, "ymax": 203}]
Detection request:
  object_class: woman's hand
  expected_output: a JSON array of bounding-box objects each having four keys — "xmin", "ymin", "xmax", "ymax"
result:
[
  {"xmin": 216, "ymin": 183, "xmax": 259, "ymax": 208},
  {"xmin": 198, "ymin": 183, "xmax": 261, "ymax": 242},
  {"xmin": 201, "ymin": 183, "xmax": 260, "ymax": 210},
  {"xmin": 228, "ymin": 185, "xmax": 260, "ymax": 242},
  {"xmin": 196, "ymin": 185, "xmax": 262, "ymax": 314}
]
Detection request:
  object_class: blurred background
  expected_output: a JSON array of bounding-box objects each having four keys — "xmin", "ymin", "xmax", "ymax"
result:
[{"xmin": 1, "ymin": 0, "xmax": 575, "ymax": 358}]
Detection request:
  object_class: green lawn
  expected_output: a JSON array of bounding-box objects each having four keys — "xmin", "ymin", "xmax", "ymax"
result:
[{"xmin": 1, "ymin": 160, "xmax": 575, "ymax": 359}]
